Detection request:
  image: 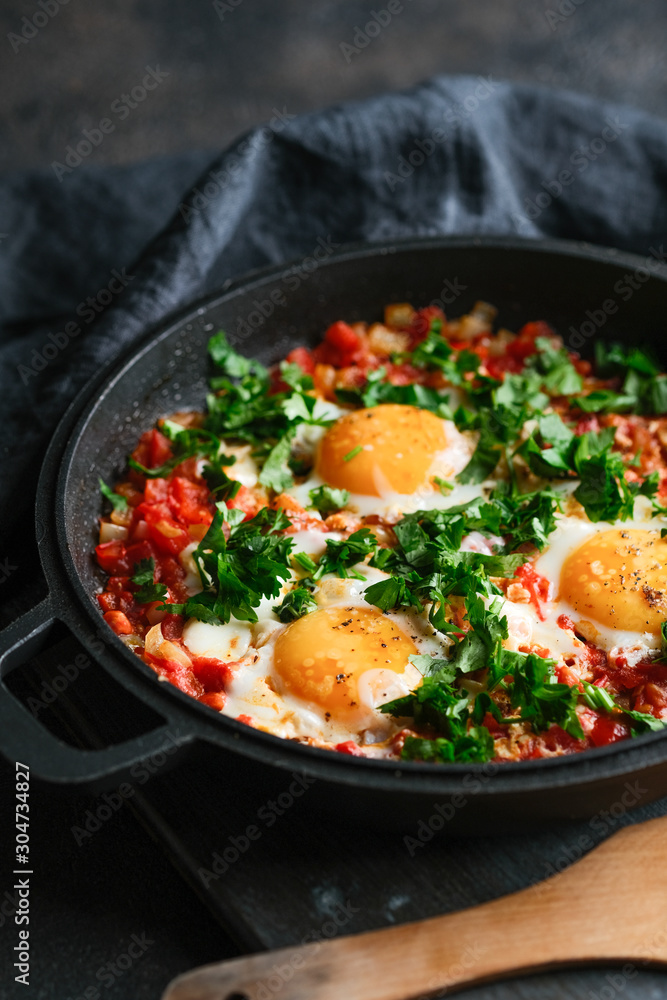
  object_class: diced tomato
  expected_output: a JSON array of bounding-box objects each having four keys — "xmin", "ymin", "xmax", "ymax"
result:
[
  {"xmin": 515, "ymin": 563, "xmax": 551, "ymax": 622},
  {"xmin": 146, "ymin": 654, "xmax": 203, "ymax": 698},
  {"xmin": 272, "ymin": 492, "xmax": 326, "ymax": 531},
  {"xmin": 156, "ymin": 557, "xmax": 188, "ymax": 603},
  {"xmin": 557, "ymin": 614, "xmax": 575, "ymax": 632},
  {"xmin": 125, "ymin": 540, "xmax": 156, "ymax": 568},
  {"xmin": 227, "ymin": 484, "xmax": 262, "ymax": 519},
  {"xmin": 162, "ymin": 662, "xmax": 203, "ymax": 698},
  {"xmin": 161, "ymin": 613, "xmax": 185, "ymax": 641},
  {"xmin": 286, "ymin": 346, "xmax": 315, "ymax": 374},
  {"xmin": 168, "ymin": 477, "xmax": 213, "ymax": 525},
  {"xmin": 485, "ymin": 355, "xmax": 523, "ymax": 379},
  {"xmin": 574, "ymin": 415, "xmax": 601, "ymax": 436},
  {"xmin": 171, "ymin": 456, "xmax": 200, "ymax": 481},
  {"xmin": 191, "ymin": 656, "xmax": 233, "ymax": 693},
  {"xmin": 384, "ymin": 361, "xmax": 427, "ymax": 386},
  {"xmin": 138, "ymin": 502, "xmax": 190, "ymax": 554},
  {"xmin": 199, "ymin": 692, "xmax": 227, "ymax": 711},
  {"xmin": 237, "ymin": 714, "xmax": 255, "ymax": 727},
  {"xmin": 118, "ymin": 591, "xmax": 137, "ymax": 613},
  {"xmin": 107, "ymin": 575, "xmax": 131, "ymax": 595},
  {"xmin": 481, "ymin": 712, "xmax": 505, "ymax": 737},
  {"xmin": 103, "ymin": 610, "xmax": 133, "ymax": 635},
  {"xmin": 555, "ymin": 662, "xmax": 583, "ymax": 689},
  {"xmin": 131, "ymin": 428, "xmax": 173, "ymax": 471},
  {"xmin": 143, "ymin": 478, "xmax": 169, "ymax": 503},
  {"xmin": 312, "ymin": 321, "xmax": 362, "ymax": 367},
  {"xmin": 95, "ymin": 540, "xmax": 132, "ymax": 575},
  {"xmin": 537, "ymin": 725, "xmax": 587, "ymax": 755},
  {"xmin": 507, "ymin": 321, "xmax": 554, "ymax": 362},
  {"xmin": 408, "ymin": 306, "xmax": 446, "ymax": 346},
  {"xmin": 98, "ymin": 592, "xmax": 120, "ymax": 613},
  {"xmin": 582, "ymin": 642, "xmax": 608, "ymax": 676},
  {"xmin": 326, "ymin": 321, "xmax": 360, "ymax": 355},
  {"xmin": 633, "ymin": 680, "xmax": 667, "ymax": 719},
  {"xmin": 334, "ymin": 741, "xmax": 365, "ymax": 756},
  {"xmin": 589, "ymin": 713, "xmax": 630, "ymax": 747}
]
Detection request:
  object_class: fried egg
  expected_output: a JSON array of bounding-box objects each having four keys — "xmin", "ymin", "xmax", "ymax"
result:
[
  {"xmin": 285, "ymin": 402, "xmax": 479, "ymax": 517},
  {"xmin": 533, "ymin": 501, "xmax": 666, "ymax": 661},
  {"xmin": 180, "ymin": 550, "xmax": 449, "ymax": 753}
]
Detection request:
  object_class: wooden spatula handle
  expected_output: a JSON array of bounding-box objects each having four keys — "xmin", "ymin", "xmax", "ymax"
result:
[{"xmin": 163, "ymin": 816, "xmax": 667, "ymax": 1000}]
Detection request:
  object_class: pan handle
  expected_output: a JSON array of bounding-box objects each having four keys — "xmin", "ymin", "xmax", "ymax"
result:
[{"xmin": 0, "ymin": 597, "xmax": 193, "ymax": 786}]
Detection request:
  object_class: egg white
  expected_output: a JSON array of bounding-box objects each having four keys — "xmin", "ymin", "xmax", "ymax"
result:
[
  {"xmin": 179, "ymin": 536, "xmax": 452, "ymax": 753},
  {"xmin": 532, "ymin": 498, "xmax": 666, "ymax": 659}
]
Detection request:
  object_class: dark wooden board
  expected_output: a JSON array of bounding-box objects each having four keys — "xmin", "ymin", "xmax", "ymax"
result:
[{"xmin": 129, "ymin": 743, "xmax": 667, "ymax": 999}]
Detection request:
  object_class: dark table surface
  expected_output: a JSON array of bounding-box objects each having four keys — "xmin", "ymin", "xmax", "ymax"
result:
[
  {"xmin": 2, "ymin": 0, "xmax": 667, "ymax": 175},
  {"xmin": 3, "ymin": 2, "xmax": 667, "ymax": 998}
]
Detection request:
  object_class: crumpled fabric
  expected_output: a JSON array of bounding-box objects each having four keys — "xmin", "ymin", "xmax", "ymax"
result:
[{"xmin": 2, "ymin": 75, "xmax": 667, "ymax": 535}]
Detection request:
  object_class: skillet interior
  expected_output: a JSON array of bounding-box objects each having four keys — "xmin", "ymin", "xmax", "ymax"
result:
[{"xmin": 50, "ymin": 236, "xmax": 667, "ymax": 829}]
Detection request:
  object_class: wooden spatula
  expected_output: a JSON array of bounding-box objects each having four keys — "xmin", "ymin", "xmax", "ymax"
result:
[{"xmin": 162, "ymin": 815, "xmax": 667, "ymax": 1000}]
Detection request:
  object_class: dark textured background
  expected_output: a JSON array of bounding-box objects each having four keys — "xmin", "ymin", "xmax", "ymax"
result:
[
  {"xmin": 2, "ymin": 0, "xmax": 667, "ymax": 173},
  {"xmin": 2, "ymin": 2, "xmax": 667, "ymax": 999}
]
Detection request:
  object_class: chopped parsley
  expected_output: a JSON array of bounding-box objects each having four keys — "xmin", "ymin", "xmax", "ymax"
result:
[
  {"xmin": 273, "ymin": 586, "xmax": 318, "ymax": 622},
  {"xmin": 395, "ymin": 320, "xmax": 481, "ymax": 386},
  {"xmin": 99, "ymin": 478, "xmax": 128, "ymax": 513},
  {"xmin": 582, "ymin": 681, "xmax": 665, "ymax": 735},
  {"xmin": 400, "ymin": 730, "xmax": 495, "ymax": 764},
  {"xmin": 161, "ymin": 505, "xmax": 294, "ymax": 624},
  {"xmin": 312, "ymin": 528, "xmax": 377, "ymax": 581},
  {"xmin": 204, "ymin": 331, "xmax": 335, "ymax": 492},
  {"xmin": 308, "ymin": 485, "xmax": 351, "ymax": 517},
  {"xmin": 201, "ymin": 453, "xmax": 242, "ymax": 502},
  {"xmin": 573, "ymin": 343, "xmax": 667, "ymax": 415},
  {"xmin": 131, "ymin": 557, "xmax": 168, "ymax": 604},
  {"xmin": 335, "ymin": 366, "xmax": 453, "ymax": 417},
  {"xmin": 366, "ymin": 489, "xmax": 587, "ymax": 759},
  {"xmin": 128, "ymin": 421, "xmax": 219, "ymax": 478},
  {"xmin": 365, "ymin": 490, "xmax": 559, "ymax": 631},
  {"xmin": 516, "ymin": 414, "xmax": 659, "ymax": 521}
]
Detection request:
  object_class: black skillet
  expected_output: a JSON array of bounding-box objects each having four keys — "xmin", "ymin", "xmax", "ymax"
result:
[{"xmin": 2, "ymin": 235, "xmax": 667, "ymax": 833}]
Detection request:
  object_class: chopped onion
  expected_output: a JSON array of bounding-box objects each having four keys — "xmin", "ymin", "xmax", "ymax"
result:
[
  {"xmin": 99, "ymin": 522, "xmax": 129, "ymax": 543},
  {"xmin": 144, "ymin": 623, "xmax": 191, "ymax": 666}
]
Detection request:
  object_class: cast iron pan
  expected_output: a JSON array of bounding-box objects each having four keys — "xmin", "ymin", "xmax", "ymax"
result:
[{"xmin": 2, "ymin": 235, "xmax": 667, "ymax": 833}]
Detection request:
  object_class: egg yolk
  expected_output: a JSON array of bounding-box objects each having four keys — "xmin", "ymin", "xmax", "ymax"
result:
[
  {"xmin": 316, "ymin": 403, "xmax": 449, "ymax": 496},
  {"xmin": 560, "ymin": 529, "xmax": 667, "ymax": 635},
  {"xmin": 273, "ymin": 605, "xmax": 417, "ymax": 721}
]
